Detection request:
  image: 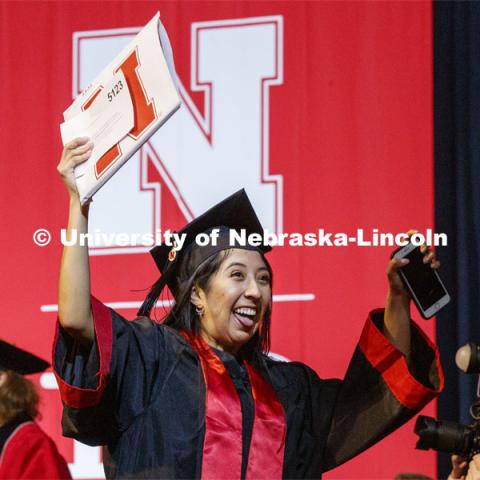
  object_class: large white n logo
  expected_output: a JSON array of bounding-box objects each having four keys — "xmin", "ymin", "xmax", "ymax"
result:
[{"xmin": 73, "ymin": 15, "xmax": 283, "ymax": 255}]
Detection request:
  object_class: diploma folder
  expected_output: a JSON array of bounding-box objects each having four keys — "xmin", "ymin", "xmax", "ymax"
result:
[{"xmin": 61, "ymin": 12, "xmax": 181, "ymax": 205}]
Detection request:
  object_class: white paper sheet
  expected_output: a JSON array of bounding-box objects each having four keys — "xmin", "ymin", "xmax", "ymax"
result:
[
  {"xmin": 60, "ymin": 71, "xmax": 134, "ymax": 178},
  {"xmin": 61, "ymin": 12, "xmax": 181, "ymax": 204}
]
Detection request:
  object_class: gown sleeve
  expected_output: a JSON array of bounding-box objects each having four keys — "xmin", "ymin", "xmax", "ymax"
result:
[
  {"xmin": 321, "ymin": 309, "xmax": 444, "ymax": 471},
  {"xmin": 52, "ymin": 296, "xmax": 169, "ymax": 446}
]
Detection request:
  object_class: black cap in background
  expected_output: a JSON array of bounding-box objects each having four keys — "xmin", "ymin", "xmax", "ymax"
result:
[{"xmin": 0, "ymin": 339, "xmax": 49, "ymax": 375}]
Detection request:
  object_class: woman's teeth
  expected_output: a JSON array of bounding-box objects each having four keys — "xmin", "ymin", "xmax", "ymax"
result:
[
  {"xmin": 233, "ymin": 307, "xmax": 257, "ymax": 327},
  {"xmin": 234, "ymin": 307, "xmax": 256, "ymax": 317}
]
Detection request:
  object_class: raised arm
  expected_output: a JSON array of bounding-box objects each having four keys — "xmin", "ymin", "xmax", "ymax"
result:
[
  {"xmin": 383, "ymin": 256, "xmax": 412, "ymax": 359},
  {"xmin": 322, "ymin": 246, "xmax": 443, "ymax": 471},
  {"xmin": 57, "ymin": 137, "xmax": 94, "ymax": 344},
  {"xmin": 384, "ymin": 244, "xmax": 439, "ymax": 362}
]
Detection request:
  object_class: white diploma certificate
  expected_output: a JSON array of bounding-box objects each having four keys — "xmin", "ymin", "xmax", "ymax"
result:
[
  {"xmin": 60, "ymin": 12, "xmax": 181, "ymax": 204},
  {"xmin": 60, "ymin": 71, "xmax": 135, "ymax": 178}
]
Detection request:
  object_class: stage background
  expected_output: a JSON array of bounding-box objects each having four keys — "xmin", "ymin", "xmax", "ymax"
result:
[{"xmin": 0, "ymin": 1, "xmax": 437, "ymax": 478}]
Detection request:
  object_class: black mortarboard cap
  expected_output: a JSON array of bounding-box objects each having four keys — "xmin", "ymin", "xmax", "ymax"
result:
[
  {"xmin": 0, "ymin": 339, "xmax": 49, "ymax": 375},
  {"xmin": 139, "ymin": 189, "xmax": 271, "ymax": 315}
]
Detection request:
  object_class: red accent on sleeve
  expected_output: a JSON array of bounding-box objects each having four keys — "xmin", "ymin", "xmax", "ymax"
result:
[
  {"xmin": 53, "ymin": 296, "xmax": 113, "ymax": 409},
  {"xmin": 359, "ymin": 309, "xmax": 444, "ymax": 411}
]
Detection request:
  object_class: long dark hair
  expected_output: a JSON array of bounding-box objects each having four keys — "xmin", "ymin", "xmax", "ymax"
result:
[
  {"xmin": 141, "ymin": 248, "xmax": 272, "ymax": 369},
  {"xmin": 0, "ymin": 370, "xmax": 39, "ymax": 424}
]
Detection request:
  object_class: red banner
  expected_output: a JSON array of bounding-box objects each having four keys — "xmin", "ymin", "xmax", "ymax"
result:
[{"xmin": 0, "ymin": 1, "xmax": 435, "ymax": 478}]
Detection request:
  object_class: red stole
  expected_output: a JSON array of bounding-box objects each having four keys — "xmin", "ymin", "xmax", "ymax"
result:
[{"xmin": 181, "ymin": 333, "xmax": 286, "ymax": 479}]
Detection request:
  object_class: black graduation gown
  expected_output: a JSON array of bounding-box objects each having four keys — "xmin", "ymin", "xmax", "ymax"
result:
[{"xmin": 53, "ymin": 296, "xmax": 443, "ymax": 479}]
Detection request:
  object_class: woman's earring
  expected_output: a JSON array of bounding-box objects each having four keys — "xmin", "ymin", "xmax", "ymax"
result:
[{"xmin": 195, "ymin": 305, "xmax": 204, "ymax": 317}]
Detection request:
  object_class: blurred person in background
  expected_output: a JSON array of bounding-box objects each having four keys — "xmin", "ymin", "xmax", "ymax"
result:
[
  {"xmin": 0, "ymin": 339, "xmax": 71, "ymax": 479},
  {"xmin": 449, "ymin": 454, "xmax": 480, "ymax": 480}
]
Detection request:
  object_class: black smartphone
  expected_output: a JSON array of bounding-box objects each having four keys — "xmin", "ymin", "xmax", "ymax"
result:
[{"xmin": 391, "ymin": 243, "xmax": 450, "ymax": 319}]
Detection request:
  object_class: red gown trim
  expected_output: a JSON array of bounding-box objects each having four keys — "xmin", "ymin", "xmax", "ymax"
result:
[
  {"xmin": 182, "ymin": 333, "xmax": 286, "ymax": 479},
  {"xmin": 245, "ymin": 363, "xmax": 286, "ymax": 479},
  {"xmin": 53, "ymin": 296, "xmax": 113, "ymax": 408},
  {"xmin": 359, "ymin": 309, "xmax": 444, "ymax": 410}
]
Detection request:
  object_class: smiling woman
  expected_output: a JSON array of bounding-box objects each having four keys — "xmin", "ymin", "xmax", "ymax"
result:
[
  {"xmin": 190, "ymin": 249, "xmax": 272, "ymax": 355},
  {"xmin": 53, "ymin": 138, "xmax": 444, "ymax": 479}
]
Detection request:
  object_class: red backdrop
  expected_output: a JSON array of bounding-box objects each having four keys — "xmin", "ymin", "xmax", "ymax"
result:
[{"xmin": 0, "ymin": 1, "xmax": 436, "ymax": 478}]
